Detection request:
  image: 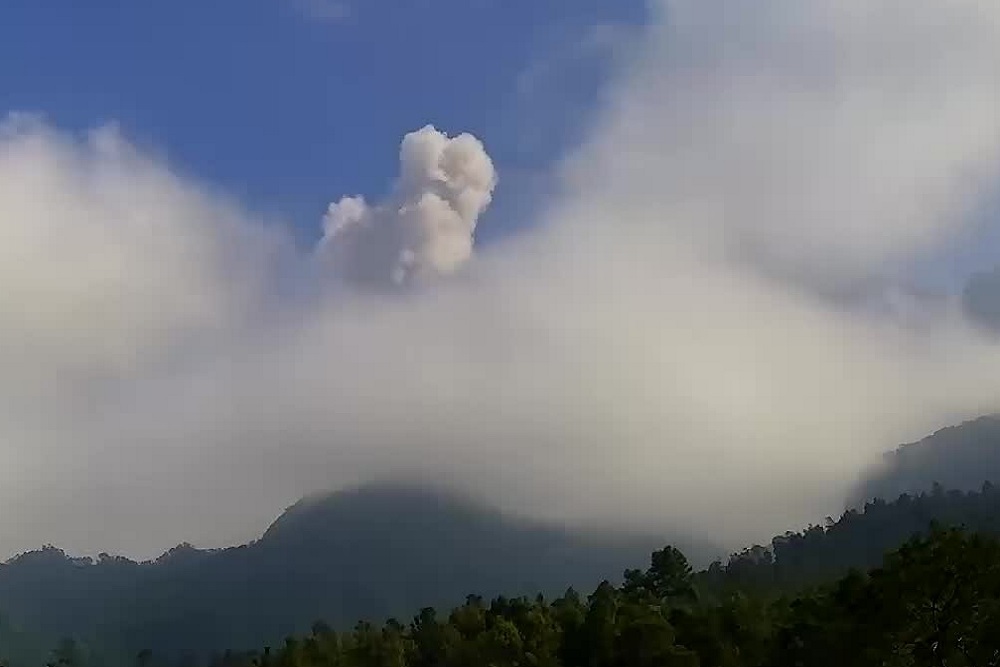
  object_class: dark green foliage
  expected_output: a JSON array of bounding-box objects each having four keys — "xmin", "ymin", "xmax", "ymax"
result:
[
  {"xmin": 623, "ymin": 546, "xmax": 696, "ymax": 605},
  {"xmin": 698, "ymin": 480, "xmax": 1000, "ymax": 593},
  {"xmin": 770, "ymin": 527, "xmax": 1000, "ymax": 667},
  {"xmin": 196, "ymin": 527, "xmax": 1000, "ymax": 667}
]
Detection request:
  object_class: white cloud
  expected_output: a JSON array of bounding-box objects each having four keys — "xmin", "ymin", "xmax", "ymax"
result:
[
  {"xmin": 0, "ymin": 115, "xmax": 283, "ymax": 402},
  {"xmin": 2, "ymin": 0, "xmax": 1000, "ymax": 560},
  {"xmin": 564, "ymin": 0, "xmax": 1000, "ymax": 293},
  {"xmin": 515, "ymin": 22, "xmax": 640, "ymax": 98}
]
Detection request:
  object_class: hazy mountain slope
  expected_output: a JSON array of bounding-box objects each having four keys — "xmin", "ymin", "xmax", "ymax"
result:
[
  {"xmin": 851, "ymin": 415, "xmax": 1000, "ymax": 504},
  {"xmin": 700, "ymin": 479, "xmax": 1000, "ymax": 594},
  {"xmin": 0, "ymin": 484, "xmax": 679, "ymax": 663},
  {"xmin": 7, "ymin": 412, "xmax": 1000, "ymax": 664},
  {"xmin": 0, "ymin": 610, "xmax": 51, "ymax": 667}
]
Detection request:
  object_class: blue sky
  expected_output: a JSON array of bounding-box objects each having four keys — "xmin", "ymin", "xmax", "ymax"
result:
[{"xmin": 0, "ymin": 0, "xmax": 646, "ymax": 245}]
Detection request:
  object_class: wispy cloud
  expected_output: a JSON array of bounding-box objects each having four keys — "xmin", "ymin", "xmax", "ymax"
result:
[{"xmin": 515, "ymin": 22, "xmax": 639, "ymax": 98}]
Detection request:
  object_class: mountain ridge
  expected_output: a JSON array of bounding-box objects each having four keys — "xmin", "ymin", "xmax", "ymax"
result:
[
  {"xmin": 0, "ymin": 483, "xmax": 680, "ymax": 663},
  {"xmin": 3, "ymin": 413, "xmax": 1000, "ymax": 665},
  {"xmin": 851, "ymin": 414, "xmax": 1000, "ymax": 504}
]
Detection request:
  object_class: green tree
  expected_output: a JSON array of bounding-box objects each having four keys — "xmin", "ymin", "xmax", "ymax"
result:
[{"xmin": 624, "ymin": 546, "xmax": 696, "ymax": 607}]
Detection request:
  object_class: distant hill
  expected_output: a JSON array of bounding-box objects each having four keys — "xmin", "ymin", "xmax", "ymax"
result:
[
  {"xmin": 699, "ymin": 481, "xmax": 1000, "ymax": 594},
  {"xmin": 851, "ymin": 414, "xmax": 1000, "ymax": 504},
  {"xmin": 7, "ymin": 415, "xmax": 1000, "ymax": 666},
  {"xmin": 0, "ymin": 484, "xmax": 681, "ymax": 665}
]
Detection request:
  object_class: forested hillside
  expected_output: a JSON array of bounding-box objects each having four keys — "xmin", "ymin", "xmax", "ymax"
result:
[
  {"xmin": 853, "ymin": 414, "xmax": 1000, "ymax": 502},
  {"xmin": 701, "ymin": 480, "xmax": 1000, "ymax": 593},
  {"xmin": 5, "ymin": 482, "xmax": 1000, "ymax": 666},
  {"xmin": 193, "ymin": 528, "xmax": 1000, "ymax": 667}
]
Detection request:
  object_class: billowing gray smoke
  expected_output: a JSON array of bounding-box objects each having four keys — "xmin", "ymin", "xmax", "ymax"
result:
[{"xmin": 319, "ymin": 125, "xmax": 496, "ymax": 286}]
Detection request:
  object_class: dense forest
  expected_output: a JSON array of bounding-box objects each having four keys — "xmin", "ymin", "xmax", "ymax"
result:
[
  {"xmin": 703, "ymin": 480, "xmax": 1000, "ymax": 593},
  {"xmin": 202, "ymin": 527, "xmax": 1000, "ymax": 667}
]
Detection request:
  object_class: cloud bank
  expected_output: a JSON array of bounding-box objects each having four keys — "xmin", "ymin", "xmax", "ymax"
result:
[{"xmin": 1, "ymin": 0, "xmax": 999, "ymax": 559}]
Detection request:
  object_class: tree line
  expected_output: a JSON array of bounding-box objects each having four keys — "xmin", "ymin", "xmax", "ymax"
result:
[{"xmin": 196, "ymin": 528, "xmax": 1000, "ymax": 667}]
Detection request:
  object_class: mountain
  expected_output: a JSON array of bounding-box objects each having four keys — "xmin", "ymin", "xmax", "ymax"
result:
[
  {"xmin": 7, "ymin": 415, "xmax": 1000, "ymax": 665},
  {"xmin": 0, "ymin": 484, "xmax": 682, "ymax": 664},
  {"xmin": 851, "ymin": 414, "xmax": 1000, "ymax": 504}
]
